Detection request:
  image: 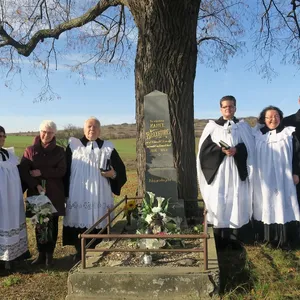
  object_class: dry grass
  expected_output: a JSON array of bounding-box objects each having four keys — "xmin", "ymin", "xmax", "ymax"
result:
[
  {"xmin": 0, "ymin": 219, "xmax": 76, "ymax": 300},
  {"xmin": 220, "ymin": 245, "xmax": 300, "ymax": 299}
]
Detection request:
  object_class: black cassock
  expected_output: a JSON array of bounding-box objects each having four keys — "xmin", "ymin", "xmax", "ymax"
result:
[
  {"xmin": 199, "ymin": 117, "xmax": 253, "ymax": 250},
  {"xmin": 283, "ymin": 109, "xmax": 300, "ymax": 199}
]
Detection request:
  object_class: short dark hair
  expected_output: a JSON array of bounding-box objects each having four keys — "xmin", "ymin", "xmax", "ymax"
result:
[
  {"xmin": 257, "ymin": 106, "xmax": 283, "ymax": 124},
  {"xmin": 0, "ymin": 126, "xmax": 5, "ymax": 134},
  {"xmin": 220, "ymin": 95, "xmax": 236, "ymax": 107}
]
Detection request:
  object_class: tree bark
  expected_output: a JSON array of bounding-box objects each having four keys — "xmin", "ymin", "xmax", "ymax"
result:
[{"xmin": 129, "ymin": 0, "xmax": 201, "ymax": 213}]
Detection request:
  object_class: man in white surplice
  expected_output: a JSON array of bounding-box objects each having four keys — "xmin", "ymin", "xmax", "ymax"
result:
[
  {"xmin": 197, "ymin": 96, "xmax": 255, "ymax": 250},
  {"xmin": 63, "ymin": 117, "xmax": 127, "ymax": 260},
  {"xmin": 0, "ymin": 125, "xmax": 29, "ymax": 269}
]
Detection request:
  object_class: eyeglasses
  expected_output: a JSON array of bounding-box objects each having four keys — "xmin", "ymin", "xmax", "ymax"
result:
[
  {"xmin": 265, "ymin": 115, "xmax": 280, "ymax": 120},
  {"xmin": 221, "ymin": 105, "xmax": 235, "ymax": 109},
  {"xmin": 41, "ymin": 130, "xmax": 55, "ymax": 135},
  {"xmin": 0, "ymin": 134, "xmax": 6, "ymax": 138}
]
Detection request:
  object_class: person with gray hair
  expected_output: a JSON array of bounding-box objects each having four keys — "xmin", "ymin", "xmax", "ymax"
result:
[
  {"xmin": 19, "ymin": 120, "xmax": 66, "ymax": 266},
  {"xmin": 63, "ymin": 117, "xmax": 127, "ymax": 261},
  {"xmin": 39, "ymin": 120, "xmax": 57, "ymax": 133},
  {"xmin": 0, "ymin": 125, "xmax": 29, "ymax": 270}
]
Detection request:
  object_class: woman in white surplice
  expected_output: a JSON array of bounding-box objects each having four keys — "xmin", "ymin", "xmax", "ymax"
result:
[
  {"xmin": 63, "ymin": 117, "xmax": 127, "ymax": 261},
  {"xmin": 0, "ymin": 126, "xmax": 29, "ymax": 270},
  {"xmin": 253, "ymin": 106, "xmax": 300, "ymax": 250}
]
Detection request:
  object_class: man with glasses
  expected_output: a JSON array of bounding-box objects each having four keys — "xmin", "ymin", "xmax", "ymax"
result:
[{"xmin": 196, "ymin": 96, "xmax": 255, "ymax": 250}]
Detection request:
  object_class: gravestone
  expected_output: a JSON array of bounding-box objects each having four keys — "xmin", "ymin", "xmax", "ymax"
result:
[{"xmin": 144, "ymin": 90, "xmax": 185, "ymax": 220}]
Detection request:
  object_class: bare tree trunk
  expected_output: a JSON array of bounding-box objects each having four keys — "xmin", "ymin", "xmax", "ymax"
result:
[{"xmin": 129, "ymin": 0, "xmax": 201, "ymax": 214}]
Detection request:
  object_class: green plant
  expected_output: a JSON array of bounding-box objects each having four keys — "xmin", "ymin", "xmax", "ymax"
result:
[
  {"xmin": 2, "ymin": 276, "xmax": 21, "ymax": 287},
  {"xmin": 192, "ymin": 223, "xmax": 204, "ymax": 233}
]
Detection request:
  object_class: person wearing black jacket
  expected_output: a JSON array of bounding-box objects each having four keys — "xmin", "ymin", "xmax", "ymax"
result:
[
  {"xmin": 282, "ymin": 97, "xmax": 300, "ymax": 129},
  {"xmin": 62, "ymin": 117, "xmax": 127, "ymax": 260},
  {"xmin": 281, "ymin": 97, "xmax": 300, "ymax": 247}
]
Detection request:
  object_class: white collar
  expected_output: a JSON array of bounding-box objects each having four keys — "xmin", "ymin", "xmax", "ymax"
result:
[
  {"xmin": 86, "ymin": 141, "xmax": 99, "ymax": 151},
  {"xmin": 223, "ymin": 120, "xmax": 237, "ymax": 132}
]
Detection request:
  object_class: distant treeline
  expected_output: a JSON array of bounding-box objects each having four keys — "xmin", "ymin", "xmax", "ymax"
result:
[{"xmin": 10, "ymin": 117, "xmax": 258, "ymax": 142}]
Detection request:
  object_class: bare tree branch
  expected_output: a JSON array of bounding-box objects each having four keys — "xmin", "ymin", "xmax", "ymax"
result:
[
  {"xmin": 108, "ymin": 5, "xmax": 124, "ymax": 62},
  {"xmin": 196, "ymin": 0, "xmax": 246, "ymax": 69},
  {"xmin": 0, "ymin": 0, "xmax": 121, "ymax": 56},
  {"xmin": 251, "ymin": 0, "xmax": 300, "ymax": 78},
  {"xmin": 287, "ymin": 0, "xmax": 300, "ymax": 37}
]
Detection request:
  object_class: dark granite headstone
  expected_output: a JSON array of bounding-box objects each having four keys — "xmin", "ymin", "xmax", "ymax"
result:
[{"xmin": 144, "ymin": 90, "xmax": 185, "ymax": 219}]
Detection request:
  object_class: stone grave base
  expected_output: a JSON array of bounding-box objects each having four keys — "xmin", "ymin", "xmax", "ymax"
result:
[{"xmin": 66, "ymin": 223, "xmax": 219, "ymax": 300}]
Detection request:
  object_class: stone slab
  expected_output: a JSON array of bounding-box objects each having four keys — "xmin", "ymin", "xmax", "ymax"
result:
[
  {"xmin": 145, "ymin": 167, "xmax": 178, "ymax": 202},
  {"xmin": 144, "ymin": 167, "xmax": 186, "ymax": 219}
]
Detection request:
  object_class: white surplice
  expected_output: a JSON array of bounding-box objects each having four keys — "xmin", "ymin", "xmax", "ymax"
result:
[
  {"xmin": 0, "ymin": 148, "xmax": 28, "ymax": 261},
  {"xmin": 63, "ymin": 138, "xmax": 115, "ymax": 229},
  {"xmin": 253, "ymin": 126, "xmax": 300, "ymax": 224},
  {"xmin": 197, "ymin": 120, "xmax": 255, "ymax": 228}
]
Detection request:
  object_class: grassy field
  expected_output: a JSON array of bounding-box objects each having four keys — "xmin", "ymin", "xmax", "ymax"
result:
[
  {"xmin": 5, "ymin": 136, "xmax": 137, "ymax": 159},
  {"xmin": 1, "ymin": 136, "xmax": 300, "ymax": 299}
]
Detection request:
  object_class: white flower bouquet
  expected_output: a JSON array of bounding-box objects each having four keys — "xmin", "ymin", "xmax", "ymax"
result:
[
  {"xmin": 137, "ymin": 192, "xmax": 182, "ymax": 253},
  {"xmin": 25, "ymin": 195, "xmax": 57, "ymax": 244},
  {"xmin": 138, "ymin": 191, "xmax": 181, "ymax": 234}
]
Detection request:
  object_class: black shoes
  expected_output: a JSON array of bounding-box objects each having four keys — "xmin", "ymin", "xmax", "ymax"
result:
[
  {"xmin": 280, "ymin": 243, "xmax": 291, "ymax": 251},
  {"xmin": 4, "ymin": 261, "xmax": 14, "ymax": 270},
  {"xmin": 31, "ymin": 252, "xmax": 46, "ymax": 265},
  {"xmin": 32, "ymin": 252, "xmax": 54, "ymax": 266},
  {"xmin": 46, "ymin": 252, "xmax": 54, "ymax": 266}
]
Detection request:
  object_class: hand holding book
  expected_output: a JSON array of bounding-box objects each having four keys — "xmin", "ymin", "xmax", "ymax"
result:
[
  {"xmin": 219, "ymin": 140, "xmax": 237, "ymax": 156},
  {"xmin": 219, "ymin": 140, "xmax": 230, "ymax": 150}
]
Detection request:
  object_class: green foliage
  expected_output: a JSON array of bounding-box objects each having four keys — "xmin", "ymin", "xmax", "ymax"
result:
[
  {"xmin": 165, "ymin": 222, "xmax": 178, "ymax": 233},
  {"xmin": 140, "ymin": 191, "xmax": 170, "ymax": 219},
  {"xmin": 192, "ymin": 224, "xmax": 204, "ymax": 233},
  {"xmin": 2, "ymin": 276, "xmax": 21, "ymax": 287},
  {"xmin": 141, "ymin": 191, "xmax": 153, "ymax": 216}
]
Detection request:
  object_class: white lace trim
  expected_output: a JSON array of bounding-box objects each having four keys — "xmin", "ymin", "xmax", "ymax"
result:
[
  {"xmin": 63, "ymin": 138, "xmax": 115, "ymax": 229},
  {"xmin": 0, "ymin": 237, "xmax": 28, "ymax": 261}
]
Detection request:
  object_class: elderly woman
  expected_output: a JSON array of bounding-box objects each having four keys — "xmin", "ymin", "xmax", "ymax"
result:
[
  {"xmin": 19, "ymin": 120, "xmax": 66, "ymax": 266},
  {"xmin": 0, "ymin": 126, "xmax": 29, "ymax": 270},
  {"xmin": 63, "ymin": 117, "xmax": 127, "ymax": 261},
  {"xmin": 253, "ymin": 106, "xmax": 300, "ymax": 249}
]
